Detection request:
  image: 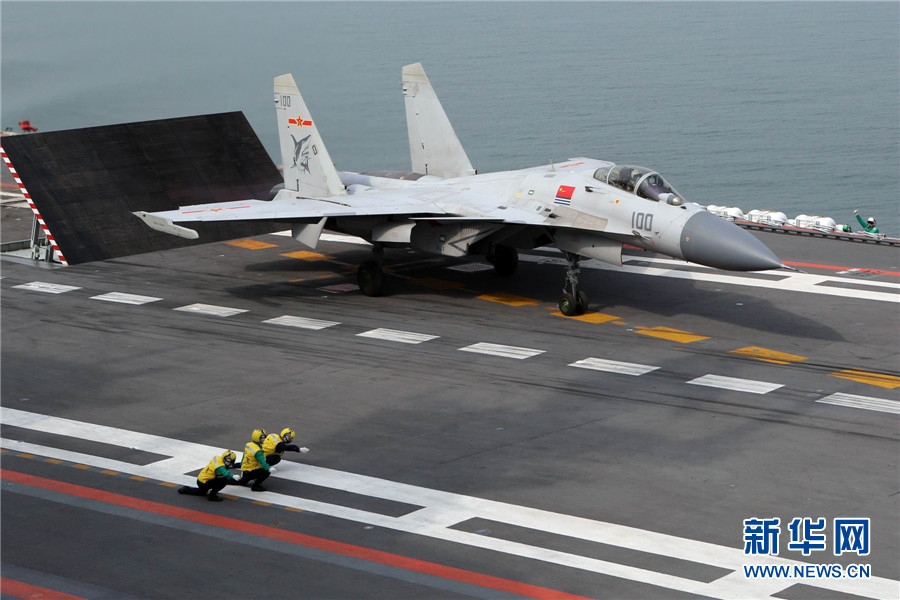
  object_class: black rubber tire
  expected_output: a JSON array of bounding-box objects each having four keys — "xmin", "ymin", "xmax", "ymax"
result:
[
  {"xmin": 559, "ymin": 292, "xmax": 578, "ymax": 316},
  {"xmin": 357, "ymin": 260, "xmax": 384, "ymax": 297},
  {"xmin": 576, "ymin": 291, "xmax": 588, "ymax": 315}
]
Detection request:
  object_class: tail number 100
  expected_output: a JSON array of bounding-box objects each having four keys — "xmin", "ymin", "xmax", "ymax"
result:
[{"xmin": 632, "ymin": 212, "xmax": 653, "ymax": 231}]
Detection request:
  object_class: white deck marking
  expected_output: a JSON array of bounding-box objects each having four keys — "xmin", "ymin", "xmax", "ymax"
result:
[
  {"xmin": 687, "ymin": 374, "xmax": 784, "ymax": 394},
  {"xmin": 817, "ymin": 393, "xmax": 900, "ymax": 415},
  {"xmin": 172, "ymin": 303, "xmax": 248, "ymax": 317},
  {"xmin": 518, "ymin": 254, "xmax": 900, "ymax": 303},
  {"xmin": 459, "ymin": 342, "xmax": 545, "ymax": 360},
  {"xmin": 1, "ymin": 407, "xmax": 895, "ymax": 600},
  {"xmin": 263, "ymin": 315, "xmax": 341, "ymax": 330},
  {"xmin": 319, "ymin": 283, "xmax": 359, "ymax": 293},
  {"xmin": 569, "ymin": 358, "xmax": 660, "ymax": 376},
  {"xmin": 13, "ymin": 282, "xmax": 80, "ymax": 294},
  {"xmin": 447, "ymin": 262, "xmax": 494, "ymax": 272},
  {"xmin": 357, "ymin": 328, "xmax": 439, "ymax": 344},
  {"xmin": 90, "ymin": 292, "xmax": 163, "ymax": 305}
]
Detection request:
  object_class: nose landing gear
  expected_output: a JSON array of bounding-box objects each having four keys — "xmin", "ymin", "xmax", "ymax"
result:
[{"xmin": 559, "ymin": 252, "xmax": 588, "ymax": 316}]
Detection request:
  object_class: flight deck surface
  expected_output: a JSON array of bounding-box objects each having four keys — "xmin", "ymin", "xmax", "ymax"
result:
[{"xmin": 2, "ymin": 203, "xmax": 898, "ymax": 599}]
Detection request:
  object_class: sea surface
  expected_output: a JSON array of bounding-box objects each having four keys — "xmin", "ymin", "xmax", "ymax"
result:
[{"xmin": 2, "ymin": 2, "xmax": 897, "ymax": 234}]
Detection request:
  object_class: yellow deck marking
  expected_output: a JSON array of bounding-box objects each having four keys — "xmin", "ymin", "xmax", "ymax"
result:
[
  {"xmin": 100, "ymin": 469, "xmax": 121, "ymax": 476},
  {"xmin": 477, "ymin": 292, "xmax": 540, "ymax": 307},
  {"xmin": 551, "ymin": 311, "xmax": 620, "ymax": 324},
  {"xmin": 130, "ymin": 476, "xmax": 149, "ymax": 482},
  {"xmin": 729, "ymin": 346, "xmax": 808, "ymax": 365},
  {"xmin": 17, "ymin": 453, "xmax": 36, "ymax": 459},
  {"xmin": 409, "ymin": 277, "xmax": 466, "ymax": 291},
  {"xmin": 636, "ymin": 326, "xmax": 709, "ymax": 343},
  {"xmin": 73, "ymin": 464, "xmax": 92, "ymax": 470},
  {"xmin": 226, "ymin": 239, "xmax": 278, "ymax": 250},
  {"xmin": 221, "ymin": 494, "xmax": 239, "ymax": 500},
  {"xmin": 252, "ymin": 500, "xmax": 272, "ymax": 507},
  {"xmin": 44, "ymin": 458, "xmax": 64, "ymax": 464},
  {"xmin": 158, "ymin": 481, "xmax": 179, "ymax": 487},
  {"xmin": 284, "ymin": 507, "xmax": 305, "ymax": 513},
  {"xmin": 281, "ymin": 250, "xmax": 334, "ymax": 261},
  {"xmin": 830, "ymin": 370, "xmax": 900, "ymax": 389},
  {"xmin": 0, "ymin": 449, "xmax": 8, "ymax": 453}
]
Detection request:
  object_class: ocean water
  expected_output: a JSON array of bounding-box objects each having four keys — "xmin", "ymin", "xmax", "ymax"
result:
[{"xmin": 2, "ymin": 2, "xmax": 897, "ymax": 234}]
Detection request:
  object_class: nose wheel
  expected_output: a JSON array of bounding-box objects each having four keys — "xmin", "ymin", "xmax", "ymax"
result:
[{"xmin": 559, "ymin": 252, "xmax": 588, "ymax": 316}]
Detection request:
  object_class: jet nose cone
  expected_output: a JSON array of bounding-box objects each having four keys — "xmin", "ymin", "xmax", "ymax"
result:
[{"xmin": 680, "ymin": 211, "xmax": 782, "ymax": 271}]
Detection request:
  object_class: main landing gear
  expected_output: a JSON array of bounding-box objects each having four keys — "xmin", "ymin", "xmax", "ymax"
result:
[
  {"xmin": 357, "ymin": 244, "xmax": 385, "ymax": 297},
  {"xmin": 559, "ymin": 252, "xmax": 588, "ymax": 316}
]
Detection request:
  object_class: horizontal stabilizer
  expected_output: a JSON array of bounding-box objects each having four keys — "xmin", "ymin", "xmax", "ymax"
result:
[{"xmin": 132, "ymin": 212, "xmax": 200, "ymax": 239}]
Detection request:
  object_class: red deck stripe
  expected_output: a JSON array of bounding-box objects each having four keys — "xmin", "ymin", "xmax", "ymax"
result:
[
  {"xmin": 782, "ymin": 261, "xmax": 900, "ymax": 276},
  {"xmin": 0, "ymin": 578, "xmax": 87, "ymax": 600},
  {"xmin": 1, "ymin": 469, "xmax": 595, "ymax": 600}
]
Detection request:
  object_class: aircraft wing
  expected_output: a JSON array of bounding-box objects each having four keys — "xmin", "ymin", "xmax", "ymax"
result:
[{"xmin": 137, "ymin": 189, "xmax": 451, "ymax": 224}]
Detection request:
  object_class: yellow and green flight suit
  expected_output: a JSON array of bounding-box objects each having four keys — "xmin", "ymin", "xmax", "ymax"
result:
[
  {"xmin": 240, "ymin": 439, "xmax": 271, "ymax": 491},
  {"xmin": 178, "ymin": 453, "xmax": 238, "ymax": 501}
]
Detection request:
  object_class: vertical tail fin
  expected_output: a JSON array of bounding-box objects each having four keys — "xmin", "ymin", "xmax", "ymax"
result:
[
  {"xmin": 274, "ymin": 74, "xmax": 345, "ymax": 197},
  {"xmin": 401, "ymin": 63, "xmax": 475, "ymax": 178}
]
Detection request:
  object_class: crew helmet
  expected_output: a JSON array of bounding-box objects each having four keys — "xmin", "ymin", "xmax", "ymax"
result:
[
  {"xmin": 280, "ymin": 427, "xmax": 295, "ymax": 443},
  {"xmin": 221, "ymin": 450, "xmax": 236, "ymax": 467},
  {"xmin": 867, "ymin": 217, "xmax": 876, "ymax": 225},
  {"xmin": 251, "ymin": 428, "xmax": 267, "ymax": 444}
]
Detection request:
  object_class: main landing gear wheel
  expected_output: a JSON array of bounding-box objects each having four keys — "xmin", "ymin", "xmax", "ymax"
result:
[
  {"xmin": 576, "ymin": 290, "xmax": 588, "ymax": 314},
  {"xmin": 488, "ymin": 246, "xmax": 518, "ymax": 277},
  {"xmin": 558, "ymin": 252, "xmax": 588, "ymax": 316},
  {"xmin": 357, "ymin": 260, "xmax": 384, "ymax": 297}
]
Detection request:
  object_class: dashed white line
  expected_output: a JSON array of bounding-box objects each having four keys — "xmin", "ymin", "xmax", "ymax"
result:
[
  {"xmin": 569, "ymin": 357, "xmax": 660, "ymax": 376},
  {"xmin": 817, "ymin": 392, "xmax": 900, "ymax": 415},
  {"xmin": 687, "ymin": 374, "xmax": 784, "ymax": 394},
  {"xmin": 447, "ymin": 262, "xmax": 494, "ymax": 272},
  {"xmin": 357, "ymin": 328, "xmax": 439, "ymax": 344},
  {"xmin": 459, "ymin": 342, "xmax": 545, "ymax": 360},
  {"xmin": 13, "ymin": 282, "xmax": 81, "ymax": 294},
  {"xmin": 173, "ymin": 303, "xmax": 248, "ymax": 317},
  {"xmin": 90, "ymin": 292, "xmax": 163, "ymax": 305},
  {"xmin": 263, "ymin": 315, "xmax": 341, "ymax": 330}
]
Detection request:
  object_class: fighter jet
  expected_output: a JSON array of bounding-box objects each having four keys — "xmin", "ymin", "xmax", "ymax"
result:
[{"xmin": 134, "ymin": 63, "xmax": 783, "ymax": 316}]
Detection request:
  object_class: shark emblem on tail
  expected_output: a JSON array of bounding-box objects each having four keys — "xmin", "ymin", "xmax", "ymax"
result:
[{"xmin": 291, "ymin": 134, "xmax": 312, "ymax": 173}]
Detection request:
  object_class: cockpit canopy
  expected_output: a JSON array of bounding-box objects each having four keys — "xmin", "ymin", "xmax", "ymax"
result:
[{"xmin": 592, "ymin": 164, "xmax": 685, "ymax": 205}]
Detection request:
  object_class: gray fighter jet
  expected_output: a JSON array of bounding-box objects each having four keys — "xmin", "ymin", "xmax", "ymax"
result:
[{"xmin": 135, "ymin": 64, "xmax": 783, "ymax": 315}]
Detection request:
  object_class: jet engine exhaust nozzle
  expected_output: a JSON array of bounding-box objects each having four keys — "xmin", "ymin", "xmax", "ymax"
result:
[{"xmin": 680, "ymin": 211, "xmax": 782, "ymax": 271}]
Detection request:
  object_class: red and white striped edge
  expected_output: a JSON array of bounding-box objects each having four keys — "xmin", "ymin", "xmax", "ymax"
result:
[{"xmin": 0, "ymin": 146, "xmax": 68, "ymax": 265}]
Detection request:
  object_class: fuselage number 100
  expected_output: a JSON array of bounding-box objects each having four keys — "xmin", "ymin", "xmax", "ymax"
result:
[
  {"xmin": 632, "ymin": 212, "xmax": 653, "ymax": 231},
  {"xmin": 280, "ymin": 96, "xmax": 291, "ymax": 107}
]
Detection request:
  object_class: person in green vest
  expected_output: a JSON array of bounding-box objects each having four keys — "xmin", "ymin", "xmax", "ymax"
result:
[
  {"xmin": 178, "ymin": 450, "xmax": 240, "ymax": 502},
  {"xmin": 853, "ymin": 210, "xmax": 879, "ymax": 234}
]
